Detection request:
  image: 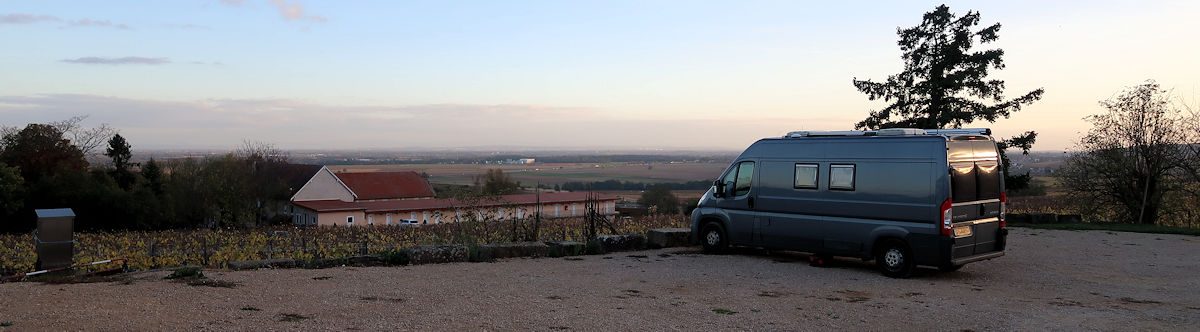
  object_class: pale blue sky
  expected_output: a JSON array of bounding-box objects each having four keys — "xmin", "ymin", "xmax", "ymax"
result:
[{"xmin": 1, "ymin": 0, "xmax": 1197, "ymax": 150}]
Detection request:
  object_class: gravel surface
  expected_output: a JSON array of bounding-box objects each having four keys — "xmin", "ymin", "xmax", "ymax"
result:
[{"xmin": 1, "ymin": 228, "xmax": 1198, "ymax": 331}]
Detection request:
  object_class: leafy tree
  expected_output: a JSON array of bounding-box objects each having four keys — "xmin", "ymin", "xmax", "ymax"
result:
[
  {"xmin": 0, "ymin": 124, "xmax": 88, "ymax": 183},
  {"xmin": 853, "ymin": 4, "xmax": 1044, "ymax": 190},
  {"xmin": 638, "ymin": 185, "xmax": 680, "ymax": 215},
  {"xmin": 478, "ymin": 169, "xmax": 521, "ymax": 195},
  {"xmin": 1059, "ymin": 81, "xmax": 1194, "ymax": 225},
  {"xmin": 0, "ymin": 163, "xmax": 23, "ymax": 216}
]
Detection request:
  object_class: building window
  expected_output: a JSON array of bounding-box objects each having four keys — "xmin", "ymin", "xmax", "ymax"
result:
[
  {"xmin": 794, "ymin": 163, "xmax": 819, "ymax": 189},
  {"xmin": 346, "ymin": 216, "xmax": 354, "ymax": 225},
  {"xmin": 829, "ymin": 164, "xmax": 856, "ymax": 191}
]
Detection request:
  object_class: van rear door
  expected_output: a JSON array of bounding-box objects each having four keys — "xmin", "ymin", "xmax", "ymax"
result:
[{"xmin": 947, "ymin": 138, "xmax": 1004, "ymax": 258}]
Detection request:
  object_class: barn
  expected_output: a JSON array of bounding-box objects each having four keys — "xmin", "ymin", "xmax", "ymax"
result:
[{"xmin": 289, "ymin": 166, "xmax": 617, "ymax": 226}]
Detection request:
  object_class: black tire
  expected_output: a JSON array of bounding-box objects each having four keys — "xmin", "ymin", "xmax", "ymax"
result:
[
  {"xmin": 938, "ymin": 264, "xmax": 964, "ymax": 272},
  {"xmin": 876, "ymin": 239, "xmax": 914, "ymax": 278},
  {"xmin": 700, "ymin": 222, "xmax": 728, "ymax": 254}
]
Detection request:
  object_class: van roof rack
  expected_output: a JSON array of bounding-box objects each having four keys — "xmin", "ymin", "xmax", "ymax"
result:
[
  {"xmin": 923, "ymin": 128, "xmax": 991, "ymax": 136},
  {"xmin": 784, "ymin": 128, "xmax": 991, "ymax": 138}
]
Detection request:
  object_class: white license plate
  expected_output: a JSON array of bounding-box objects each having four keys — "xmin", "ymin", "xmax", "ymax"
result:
[{"xmin": 954, "ymin": 226, "xmax": 973, "ymax": 238}]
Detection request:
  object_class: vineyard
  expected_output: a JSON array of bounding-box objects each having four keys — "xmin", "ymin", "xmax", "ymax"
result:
[{"xmin": 0, "ymin": 215, "xmax": 687, "ymax": 276}]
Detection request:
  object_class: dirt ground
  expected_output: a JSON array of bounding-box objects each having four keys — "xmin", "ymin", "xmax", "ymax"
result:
[{"xmin": 1, "ymin": 228, "xmax": 1198, "ymax": 331}]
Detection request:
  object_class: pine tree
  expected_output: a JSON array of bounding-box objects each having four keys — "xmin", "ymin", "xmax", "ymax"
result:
[
  {"xmin": 105, "ymin": 134, "xmax": 132, "ymax": 170},
  {"xmin": 853, "ymin": 4, "xmax": 1044, "ymax": 190}
]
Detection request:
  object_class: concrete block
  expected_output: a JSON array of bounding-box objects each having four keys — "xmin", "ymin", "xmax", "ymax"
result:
[
  {"xmin": 407, "ymin": 245, "xmax": 469, "ymax": 265},
  {"xmin": 478, "ymin": 242, "xmax": 549, "ymax": 261},
  {"xmin": 1031, "ymin": 214, "xmax": 1059, "ymax": 224},
  {"xmin": 1006, "ymin": 213, "xmax": 1031, "ymax": 224},
  {"xmin": 545, "ymin": 241, "xmax": 585, "ymax": 257},
  {"xmin": 646, "ymin": 228, "xmax": 691, "ymax": 248},
  {"xmin": 1057, "ymin": 214, "xmax": 1082, "ymax": 224},
  {"xmin": 595, "ymin": 234, "xmax": 646, "ymax": 253}
]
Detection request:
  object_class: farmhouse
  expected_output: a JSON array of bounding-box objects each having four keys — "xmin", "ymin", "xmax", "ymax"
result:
[
  {"xmin": 289, "ymin": 166, "xmax": 618, "ymax": 226},
  {"xmin": 291, "ymin": 166, "xmax": 435, "ymax": 203}
]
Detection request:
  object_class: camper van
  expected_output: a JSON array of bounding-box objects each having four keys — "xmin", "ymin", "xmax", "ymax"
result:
[{"xmin": 690, "ymin": 128, "xmax": 1008, "ymax": 278}]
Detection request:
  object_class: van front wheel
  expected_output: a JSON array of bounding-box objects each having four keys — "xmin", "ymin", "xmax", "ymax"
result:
[
  {"xmin": 701, "ymin": 222, "xmax": 728, "ymax": 254},
  {"xmin": 876, "ymin": 240, "xmax": 914, "ymax": 278}
]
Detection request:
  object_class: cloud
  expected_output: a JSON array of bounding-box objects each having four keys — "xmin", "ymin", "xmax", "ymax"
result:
[
  {"xmin": 67, "ymin": 18, "xmax": 131, "ymax": 29},
  {"xmin": 1, "ymin": 14, "xmax": 132, "ymax": 29},
  {"xmin": 61, "ymin": 57, "xmax": 171, "ymax": 65},
  {"xmin": 0, "ymin": 13, "xmax": 60, "ymax": 24},
  {"xmin": 268, "ymin": 0, "xmax": 326, "ymax": 22},
  {"xmin": 0, "ymin": 94, "xmax": 833, "ymax": 150},
  {"xmin": 220, "ymin": 0, "xmax": 326, "ymax": 23}
]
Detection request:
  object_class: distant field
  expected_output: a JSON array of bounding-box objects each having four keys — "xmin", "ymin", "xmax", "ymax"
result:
[
  {"xmin": 589, "ymin": 190, "xmax": 709, "ymax": 203},
  {"xmin": 332, "ymin": 162, "xmax": 727, "ymax": 186}
]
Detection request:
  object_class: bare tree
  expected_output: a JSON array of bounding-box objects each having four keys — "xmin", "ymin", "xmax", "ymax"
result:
[
  {"xmin": 1059, "ymin": 81, "xmax": 1194, "ymax": 225},
  {"xmin": 0, "ymin": 125, "xmax": 16, "ymax": 141},
  {"xmin": 50, "ymin": 115, "xmax": 117, "ymax": 160},
  {"xmin": 1177, "ymin": 98, "xmax": 1200, "ymax": 206}
]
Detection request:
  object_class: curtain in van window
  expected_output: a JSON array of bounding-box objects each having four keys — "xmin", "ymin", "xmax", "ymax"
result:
[
  {"xmin": 951, "ymin": 162, "xmax": 977, "ymax": 202},
  {"xmin": 975, "ymin": 160, "xmax": 1000, "ymax": 200}
]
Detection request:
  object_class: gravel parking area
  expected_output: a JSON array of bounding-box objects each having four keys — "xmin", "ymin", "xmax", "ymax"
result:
[{"xmin": 1, "ymin": 228, "xmax": 1198, "ymax": 331}]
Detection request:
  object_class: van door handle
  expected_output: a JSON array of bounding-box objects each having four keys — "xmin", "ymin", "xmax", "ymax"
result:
[{"xmin": 747, "ymin": 197, "xmax": 755, "ymax": 209}]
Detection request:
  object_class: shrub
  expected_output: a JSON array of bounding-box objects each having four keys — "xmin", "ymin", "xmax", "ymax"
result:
[{"xmin": 164, "ymin": 266, "xmax": 203, "ymax": 279}]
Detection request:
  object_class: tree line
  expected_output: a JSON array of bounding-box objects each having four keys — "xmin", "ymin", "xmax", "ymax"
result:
[{"xmin": 0, "ymin": 119, "xmax": 299, "ymax": 233}]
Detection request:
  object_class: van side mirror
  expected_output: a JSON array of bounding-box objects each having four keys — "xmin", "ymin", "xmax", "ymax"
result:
[{"xmin": 713, "ymin": 180, "xmax": 726, "ymax": 198}]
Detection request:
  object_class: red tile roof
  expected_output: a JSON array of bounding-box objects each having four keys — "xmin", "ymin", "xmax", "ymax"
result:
[
  {"xmin": 333, "ymin": 171, "xmax": 435, "ymax": 200},
  {"xmin": 292, "ymin": 192, "xmax": 617, "ymax": 213}
]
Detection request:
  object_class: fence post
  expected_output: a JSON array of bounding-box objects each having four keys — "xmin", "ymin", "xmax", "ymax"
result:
[
  {"xmin": 202, "ymin": 236, "xmax": 209, "ymax": 267},
  {"xmin": 149, "ymin": 241, "xmax": 158, "ymax": 269}
]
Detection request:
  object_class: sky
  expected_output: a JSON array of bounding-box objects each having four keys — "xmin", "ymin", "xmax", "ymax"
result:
[{"xmin": 1, "ymin": 0, "xmax": 1197, "ymax": 151}]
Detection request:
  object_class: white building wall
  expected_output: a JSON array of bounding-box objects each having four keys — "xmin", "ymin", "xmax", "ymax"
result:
[{"xmin": 292, "ymin": 168, "xmax": 355, "ymax": 202}]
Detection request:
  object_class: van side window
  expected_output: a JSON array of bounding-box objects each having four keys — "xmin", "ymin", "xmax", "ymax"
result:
[
  {"xmin": 720, "ymin": 166, "xmax": 738, "ymax": 196},
  {"xmin": 733, "ymin": 161, "xmax": 755, "ymax": 196},
  {"xmin": 829, "ymin": 164, "xmax": 856, "ymax": 191},
  {"xmin": 794, "ymin": 163, "xmax": 818, "ymax": 189}
]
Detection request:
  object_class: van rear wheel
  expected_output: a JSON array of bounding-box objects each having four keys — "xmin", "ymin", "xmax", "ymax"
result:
[
  {"xmin": 701, "ymin": 222, "xmax": 728, "ymax": 254},
  {"xmin": 876, "ymin": 239, "xmax": 914, "ymax": 278}
]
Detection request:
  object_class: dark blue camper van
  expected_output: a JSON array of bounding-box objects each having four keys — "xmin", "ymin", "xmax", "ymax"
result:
[{"xmin": 690, "ymin": 128, "xmax": 1008, "ymax": 278}]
